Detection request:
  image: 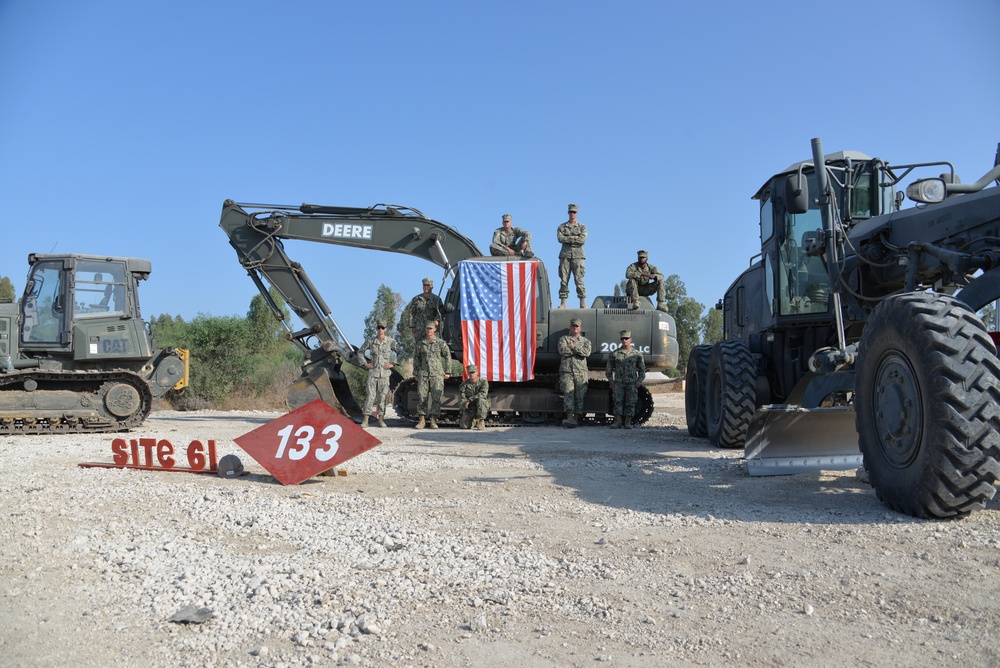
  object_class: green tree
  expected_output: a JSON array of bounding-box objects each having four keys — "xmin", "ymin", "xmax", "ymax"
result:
[
  {"xmin": 247, "ymin": 287, "xmax": 289, "ymax": 352},
  {"xmin": 701, "ymin": 307, "xmax": 723, "ymax": 346},
  {"xmin": 662, "ymin": 275, "xmax": 704, "ymax": 375},
  {"xmin": 613, "ymin": 283, "xmax": 621, "ymax": 297},
  {"xmin": 179, "ymin": 314, "xmax": 257, "ymax": 405},
  {"xmin": 0, "ymin": 276, "xmax": 14, "ymax": 301}
]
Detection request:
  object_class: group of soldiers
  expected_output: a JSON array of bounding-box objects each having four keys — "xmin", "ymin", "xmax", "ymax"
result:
[{"xmin": 357, "ymin": 203, "xmax": 665, "ymax": 430}]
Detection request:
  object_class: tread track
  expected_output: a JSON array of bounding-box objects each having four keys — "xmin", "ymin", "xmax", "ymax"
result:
[
  {"xmin": 392, "ymin": 375, "xmax": 654, "ymax": 426},
  {"xmin": 0, "ymin": 369, "xmax": 153, "ymax": 435}
]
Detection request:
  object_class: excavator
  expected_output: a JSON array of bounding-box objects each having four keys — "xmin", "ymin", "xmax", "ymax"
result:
[
  {"xmin": 219, "ymin": 200, "xmax": 679, "ymax": 425},
  {"xmin": 686, "ymin": 138, "xmax": 1000, "ymax": 518},
  {"xmin": 0, "ymin": 253, "xmax": 189, "ymax": 434}
]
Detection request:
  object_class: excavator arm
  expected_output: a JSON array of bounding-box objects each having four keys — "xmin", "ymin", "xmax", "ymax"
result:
[{"xmin": 219, "ymin": 199, "xmax": 483, "ymax": 415}]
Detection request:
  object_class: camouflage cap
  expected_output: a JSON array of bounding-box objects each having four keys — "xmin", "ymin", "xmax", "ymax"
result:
[
  {"xmin": 502, "ymin": 213, "xmax": 512, "ymax": 222},
  {"xmin": 620, "ymin": 330, "xmax": 632, "ymax": 339},
  {"xmin": 425, "ymin": 321, "xmax": 437, "ymax": 330},
  {"xmin": 570, "ymin": 318, "xmax": 582, "ymax": 326},
  {"xmin": 422, "ymin": 277, "xmax": 433, "ymax": 286},
  {"xmin": 637, "ymin": 250, "xmax": 648, "ymax": 258},
  {"xmin": 376, "ymin": 320, "xmax": 387, "ymax": 328},
  {"xmin": 568, "ymin": 203, "xmax": 579, "ymax": 213},
  {"xmin": 466, "ymin": 364, "xmax": 478, "ymax": 374}
]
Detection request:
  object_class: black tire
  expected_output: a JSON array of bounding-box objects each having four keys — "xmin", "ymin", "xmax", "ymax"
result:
[
  {"xmin": 685, "ymin": 345, "xmax": 713, "ymax": 437},
  {"xmin": 706, "ymin": 341, "xmax": 757, "ymax": 449},
  {"xmin": 855, "ymin": 293, "xmax": 1000, "ymax": 519}
]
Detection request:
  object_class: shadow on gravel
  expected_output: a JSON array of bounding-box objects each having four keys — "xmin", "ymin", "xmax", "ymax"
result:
[{"xmin": 403, "ymin": 425, "xmax": 1000, "ymax": 525}]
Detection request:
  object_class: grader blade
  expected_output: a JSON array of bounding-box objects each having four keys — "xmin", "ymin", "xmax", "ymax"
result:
[{"xmin": 744, "ymin": 405, "xmax": 861, "ymax": 476}]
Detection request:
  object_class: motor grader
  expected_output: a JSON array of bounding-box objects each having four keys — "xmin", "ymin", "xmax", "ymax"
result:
[{"xmin": 685, "ymin": 138, "xmax": 1000, "ymax": 518}]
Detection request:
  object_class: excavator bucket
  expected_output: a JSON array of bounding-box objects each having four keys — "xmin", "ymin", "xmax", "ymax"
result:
[
  {"xmin": 287, "ymin": 364, "xmax": 363, "ymax": 419},
  {"xmin": 744, "ymin": 405, "xmax": 862, "ymax": 476}
]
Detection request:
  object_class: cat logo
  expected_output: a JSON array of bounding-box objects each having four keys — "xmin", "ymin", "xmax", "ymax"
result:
[{"xmin": 102, "ymin": 339, "xmax": 130, "ymax": 354}]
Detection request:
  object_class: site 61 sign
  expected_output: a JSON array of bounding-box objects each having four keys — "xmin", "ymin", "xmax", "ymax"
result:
[{"xmin": 234, "ymin": 399, "xmax": 381, "ymax": 485}]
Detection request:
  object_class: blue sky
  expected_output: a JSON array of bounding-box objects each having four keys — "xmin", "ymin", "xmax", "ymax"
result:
[{"xmin": 2, "ymin": 1, "xmax": 998, "ymax": 345}]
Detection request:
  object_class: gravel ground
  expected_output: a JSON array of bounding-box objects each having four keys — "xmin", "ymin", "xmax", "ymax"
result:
[{"xmin": 2, "ymin": 392, "xmax": 999, "ymax": 667}]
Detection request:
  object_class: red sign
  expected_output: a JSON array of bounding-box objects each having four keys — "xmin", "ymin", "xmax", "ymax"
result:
[
  {"xmin": 234, "ymin": 400, "xmax": 381, "ymax": 485},
  {"xmin": 79, "ymin": 438, "xmax": 219, "ymax": 474}
]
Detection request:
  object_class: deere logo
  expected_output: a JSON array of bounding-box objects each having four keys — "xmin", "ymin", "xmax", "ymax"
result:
[{"xmin": 321, "ymin": 223, "xmax": 373, "ymax": 240}]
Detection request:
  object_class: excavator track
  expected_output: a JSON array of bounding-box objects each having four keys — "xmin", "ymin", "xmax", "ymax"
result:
[
  {"xmin": 0, "ymin": 369, "xmax": 153, "ymax": 435},
  {"xmin": 391, "ymin": 375, "xmax": 653, "ymax": 427}
]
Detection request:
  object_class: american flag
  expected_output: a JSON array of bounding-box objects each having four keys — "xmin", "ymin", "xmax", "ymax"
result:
[{"xmin": 459, "ymin": 260, "xmax": 538, "ymax": 382}]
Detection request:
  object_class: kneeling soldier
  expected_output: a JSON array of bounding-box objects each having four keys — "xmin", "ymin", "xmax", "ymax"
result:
[
  {"xmin": 606, "ymin": 329, "xmax": 646, "ymax": 429},
  {"xmin": 459, "ymin": 364, "xmax": 489, "ymax": 430}
]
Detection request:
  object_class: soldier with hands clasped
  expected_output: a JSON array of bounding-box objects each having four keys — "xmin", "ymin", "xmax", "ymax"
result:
[
  {"xmin": 606, "ymin": 329, "xmax": 646, "ymax": 429},
  {"xmin": 359, "ymin": 321, "xmax": 399, "ymax": 428},
  {"xmin": 558, "ymin": 317, "xmax": 592, "ymax": 428},
  {"xmin": 412, "ymin": 322, "xmax": 451, "ymax": 429},
  {"xmin": 556, "ymin": 203, "xmax": 587, "ymax": 308},
  {"xmin": 625, "ymin": 250, "xmax": 669, "ymax": 312}
]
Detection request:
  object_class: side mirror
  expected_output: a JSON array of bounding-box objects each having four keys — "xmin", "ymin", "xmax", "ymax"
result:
[{"xmin": 785, "ymin": 173, "xmax": 810, "ymax": 214}]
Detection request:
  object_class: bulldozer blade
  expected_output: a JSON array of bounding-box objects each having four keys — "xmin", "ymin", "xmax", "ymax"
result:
[
  {"xmin": 287, "ymin": 365, "xmax": 362, "ymax": 419},
  {"xmin": 744, "ymin": 405, "xmax": 861, "ymax": 476}
]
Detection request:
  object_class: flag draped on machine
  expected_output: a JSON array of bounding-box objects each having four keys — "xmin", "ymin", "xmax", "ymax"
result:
[{"xmin": 459, "ymin": 260, "xmax": 537, "ymax": 382}]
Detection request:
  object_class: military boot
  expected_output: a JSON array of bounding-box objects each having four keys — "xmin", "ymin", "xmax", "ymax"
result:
[
  {"xmin": 628, "ymin": 300, "xmax": 639, "ymax": 310},
  {"xmin": 474, "ymin": 418, "xmax": 485, "ymax": 430},
  {"xmin": 377, "ymin": 417, "xmax": 387, "ymax": 428},
  {"xmin": 361, "ymin": 416, "xmax": 369, "ymax": 428},
  {"xmin": 558, "ymin": 297, "xmax": 567, "ymax": 309},
  {"xmin": 623, "ymin": 415, "xmax": 633, "ymax": 429},
  {"xmin": 610, "ymin": 415, "xmax": 622, "ymax": 429},
  {"xmin": 579, "ymin": 297, "xmax": 587, "ymax": 308},
  {"xmin": 561, "ymin": 413, "xmax": 578, "ymax": 428},
  {"xmin": 656, "ymin": 303, "xmax": 668, "ymax": 313},
  {"xmin": 415, "ymin": 416, "xmax": 426, "ymax": 429},
  {"xmin": 429, "ymin": 416, "xmax": 439, "ymax": 429}
]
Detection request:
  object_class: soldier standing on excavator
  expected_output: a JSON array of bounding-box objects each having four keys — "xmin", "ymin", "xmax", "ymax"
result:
[
  {"xmin": 625, "ymin": 250, "xmax": 669, "ymax": 312},
  {"xmin": 556, "ymin": 203, "xmax": 587, "ymax": 308},
  {"xmin": 407, "ymin": 278, "xmax": 443, "ymax": 339},
  {"xmin": 412, "ymin": 321, "xmax": 451, "ymax": 429},
  {"xmin": 558, "ymin": 317, "xmax": 591, "ymax": 428},
  {"xmin": 359, "ymin": 321, "xmax": 399, "ymax": 428},
  {"xmin": 606, "ymin": 329, "xmax": 646, "ymax": 429},
  {"xmin": 490, "ymin": 213, "xmax": 534, "ymax": 258}
]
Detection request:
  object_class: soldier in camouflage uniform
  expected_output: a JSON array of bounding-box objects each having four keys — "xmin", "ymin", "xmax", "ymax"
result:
[
  {"xmin": 359, "ymin": 321, "xmax": 399, "ymax": 428},
  {"xmin": 558, "ymin": 317, "xmax": 592, "ymax": 428},
  {"xmin": 490, "ymin": 213, "xmax": 534, "ymax": 258},
  {"xmin": 556, "ymin": 203, "xmax": 588, "ymax": 308},
  {"xmin": 458, "ymin": 364, "xmax": 489, "ymax": 430},
  {"xmin": 606, "ymin": 329, "xmax": 646, "ymax": 429},
  {"xmin": 412, "ymin": 321, "xmax": 451, "ymax": 429},
  {"xmin": 625, "ymin": 250, "xmax": 669, "ymax": 312},
  {"xmin": 407, "ymin": 278, "xmax": 443, "ymax": 339}
]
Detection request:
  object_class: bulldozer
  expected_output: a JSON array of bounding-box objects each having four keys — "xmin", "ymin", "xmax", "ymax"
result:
[
  {"xmin": 685, "ymin": 138, "xmax": 1000, "ymax": 518},
  {"xmin": 0, "ymin": 254, "xmax": 189, "ymax": 434},
  {"xmin": 219, "ymin": 200, "xmax": 679, "ymax": 425}
]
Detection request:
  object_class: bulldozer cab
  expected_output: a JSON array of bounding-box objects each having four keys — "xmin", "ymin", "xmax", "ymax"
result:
[{"xmin": 20, "ymin": 254, "xmax": 152, "ymax": 360}]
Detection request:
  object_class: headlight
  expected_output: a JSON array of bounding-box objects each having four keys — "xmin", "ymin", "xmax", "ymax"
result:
[{"xmin": 906, "ymin": 178, "xmax": 947, "ymax": 204}]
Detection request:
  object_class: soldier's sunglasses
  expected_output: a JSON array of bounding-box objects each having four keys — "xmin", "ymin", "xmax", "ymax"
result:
[{"xmin": 377, "ymin": 326, "xmax": 386, "ymax": 329}]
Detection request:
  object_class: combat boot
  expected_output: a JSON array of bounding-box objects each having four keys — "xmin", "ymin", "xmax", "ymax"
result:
[
  {"xmin": 656, "ymin": 303, "xmax": 668, "ymax": 313},
  {"xmin": 623, "ymin": 415, "xmax": 633, "ymax": 429},
  {"xmin": 610, "ymin": 415, "xmax": 622, "ymax": 429},
  {"xmin": 559, "ymin": 297, "xmax": 567, "ymax": 309},
  {"xmin": 628, "ymin": 300, "xmax": 639, "ymax": 311},
  {"xmin": 460, "ymin": 414, "xmax": 472, "ymax": 429},
  {"xmin": 579, "ymin": 297, "xmax": 587, "ymax": 308},
  {"xmin": 561, "ymin": 413, "xmax": 578, "ymax": 428},
  {"xmin": 361, "ymin": 416, "xmax": 369, "ymax": 428},
  {"xmin": 474, "ymin": 418, "xmax": 485, "ymax": 430},
  {"xmin": 429, "ymin": 416, "xmax": 439, "ymax": 429},
  {"xmin": 415, "ymin": 416, "xmax": 426, "ymax": 429},
  {"xmin": 377, "ymin": 417, "xmax": 387, "ymax": 428}
]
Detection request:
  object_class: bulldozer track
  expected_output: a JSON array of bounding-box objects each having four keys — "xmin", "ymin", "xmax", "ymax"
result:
[
  {"xmin": 0, "ymin": 369, "xmax": 153, "ymax": 435},
  {"xmin": 391, "ymin": 375, "xmax": 653, "ymax": 427}
]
